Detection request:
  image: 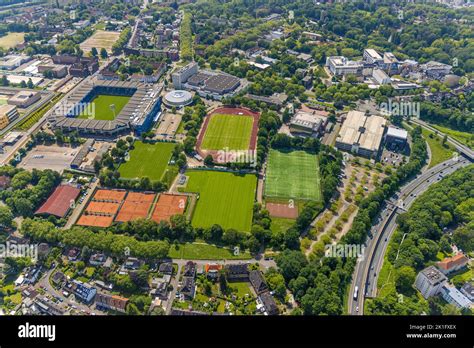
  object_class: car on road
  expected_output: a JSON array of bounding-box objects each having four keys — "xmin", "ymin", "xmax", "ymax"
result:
[{"xmin": 356, "ymin": 306, "xmax": 359, "ymax": 312}]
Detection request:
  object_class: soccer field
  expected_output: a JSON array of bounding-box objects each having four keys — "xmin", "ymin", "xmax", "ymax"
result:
[
  {"xmin": 185, "ymin": 170, "xmax": 257, "ymax": 231},
  {"xmin": 200, "ymin": 114, "xmax": 254, "ymax": 150},
  {"xmin": 78, "ymin": 94, "xmax": 130, "ymax": 120},
  {"xmin": 119, "ymin": 141, "xmax": 176, "ymax": 181},
  {"xmin": 265, "ymin": 149, "xmax": 321, "ymax": 201}
]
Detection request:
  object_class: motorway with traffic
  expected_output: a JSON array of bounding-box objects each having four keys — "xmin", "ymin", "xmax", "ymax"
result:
[{"xmin": 348, "ymin": 122, "xmax": 473, "ymax": 315}]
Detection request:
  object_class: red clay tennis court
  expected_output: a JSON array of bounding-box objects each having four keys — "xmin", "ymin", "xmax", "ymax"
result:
[
  {"xmin": 151, "ymin": 193, "xmax": 187, "ymax": 223},
  {"xmin": 86, "ymin": 201, "xmax": 121, "ymax": 215},
  {"xmin": 266, "ymin": 202, "xmax": 298, "ymax": 219},
  {"xmin": 76, "ymin": 215, "xmax": 115, "ymax": 228},
  {"xmin": 93, "ymin": 189, "xmax": 127, "ymax": 202},
  {"xmin": 115, "ymin": 192, "xmax": 156, "ymax": 222}
]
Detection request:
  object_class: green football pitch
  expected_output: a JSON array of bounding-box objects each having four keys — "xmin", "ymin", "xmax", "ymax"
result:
[
  {"xmin": 119, "ymin": 141, "xmax": 176, "ymax": 181},
  {"xmin": 265, "ymin": 149, "xmax": 321, "ymax": 201},
  {"xmin": 200, "ymin": 114, "xmax": 254, "ymax": 150},
  {"xmin": 78, "ymin": 94, "xmax": 131, "ymax": 120},
  {"xmin": 184, "ymin": 170, "xmax": 257, "ymax": 231}
]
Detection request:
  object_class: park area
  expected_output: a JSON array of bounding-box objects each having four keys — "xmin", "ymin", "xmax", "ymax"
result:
[
  {"xmin": 79, "ymin": 30, "xmax": 121, "ymax": 54},
  {"xmin": 168, "ymin": 242, "xmax": 251, "ymax": 260},
  {"xmin": 0, "ymin": 32, "xmax": 25, "ymax": 49},
  {"xmin": 264, "ymin": 149, "xmax": 321, "ymax": 201},
  {"xmin": 183, "ymin": 170, "xmax": 257, "ymax": 231},
  {"xmin": 200, "ymin": 113, "xmax": 254, "ymax": 151},
  {"xmin": 119, "ymin": 141, "xmax": 176, "ymax": 181},
  {"xmin": 78, "ymin": 94, "xmax": 130, "ymax": 120}
]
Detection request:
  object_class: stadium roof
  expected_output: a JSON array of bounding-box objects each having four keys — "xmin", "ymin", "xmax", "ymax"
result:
[{"xmin": 35, "ymin": 184, "xmax": 81, "ymax": 218}]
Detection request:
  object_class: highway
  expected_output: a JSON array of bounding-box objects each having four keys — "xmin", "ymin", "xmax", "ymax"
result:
[{"xmin": 348, "ymin": 156, "xmax": 471, "ymax": 315}]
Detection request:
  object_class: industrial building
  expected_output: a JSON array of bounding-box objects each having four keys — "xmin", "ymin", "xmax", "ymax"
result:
[
  {"xmin": 171, "ymin": 62, "xmax": 244, "ymax": 100},
  {"xmin": 0, "ymin": 104, "xmax": 19, "ymax": 130},
  {"xmin": 385, "ymin": 126, "xmax": 408, "ymax": 147},
  {"xmin": 289, "ymin": 110, "xmax": 329, "ymax": 137},
  {"xmin": 50, "ymin": 79, "xmax": 162, "ymax": 137},
  {"xmin": 326, "ymin": 56, "xmax": 363, "ymax": 77},
  {"xmin": 8, "ymin": 90, "xmax": 41, "ymax": 108},
  {"xmin": 0, "ymin": 54, "xmax": 31, "ymax": 70},
  {"xmin": 335, "ymin": 111, "xmax": 387, "ymax": 159}
]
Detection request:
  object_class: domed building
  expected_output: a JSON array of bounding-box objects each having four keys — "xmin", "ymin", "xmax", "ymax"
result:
[{"xmin": 163, "ymin": 90, "xmax": 193, "ymax": 108}]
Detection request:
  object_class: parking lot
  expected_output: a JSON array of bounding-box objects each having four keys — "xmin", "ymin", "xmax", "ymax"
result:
[
  {"xmin": 19, "ymin": 144, "xmax": 77, "ymax": 173},
  {"xmin": 155, "ymin": 112, "xmax": 182, "ymax": 140}
]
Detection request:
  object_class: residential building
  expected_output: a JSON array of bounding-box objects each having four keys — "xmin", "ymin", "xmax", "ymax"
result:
[
  {"xmin": 460, "ymin": 283, "xmax": 474, "ymax": 302},
  {"xmin": 249, "ymin": 270, "xmax": 268, "ymax": 295},
  {"xmin": 441, "ymin": 285, "xmax": 472, "ymax": 309},
  {"xmin": 259, "ymin": 292, "xmax": 279, "ymax": 315},
  {"xmin": 69, "ymin": 280, "xmax": 97, "ymax": 304},
  {"xmin": 225, "ymin": 263, "xmax": 249, "ymax": 282},
  {"xmin": 437, "ymin": 253, "xmax": 469, "ymax": 275},
  {"xmin": 335, "ymin": 111, "xmax": 387, "ymax": 159},
  {"xmin": 183, "ymin": 261, "xmax": 196, "ymax": 278},
  {"xmin": 205, "ymin": 263, "xmax": 222, "ymax": 279},
  {"xmin": 180, "ymin": 276, "xmax": 196, "ymax": 300},
  {"xmin": 159, "ymin": 262, "xmax": 173, "ymax": 275},
  {"xmin": 414, "ymin": 266, "xmax": 447, "ymax": 299},
  {"xmin": 95, "ymin": 293, "xmax": 128, "ymax": 313},
  {"xmin": 89, "ymin": 253, "xmax": 107, "ymax": 266}
]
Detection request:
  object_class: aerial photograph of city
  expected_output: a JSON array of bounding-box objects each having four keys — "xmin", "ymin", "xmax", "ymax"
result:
[{"xmin": 0, "ymin": 0, "xmax": 472, "ymax": 346}]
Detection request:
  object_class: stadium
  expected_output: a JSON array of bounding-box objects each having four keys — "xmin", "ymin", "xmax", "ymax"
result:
[
  {"xmin": 163, "ymin": 90, "xmax": 193, "ymax": 108},
  {"xmin": 49, "ymin": 79, "xmax": 162, "ymax": 137}
]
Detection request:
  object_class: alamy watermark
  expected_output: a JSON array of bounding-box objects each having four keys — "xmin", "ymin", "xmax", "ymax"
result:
[
  {"xmin": 325, "ymin": 243, "xmax": 365, "ymax": 261},
  {"xmin": 0, "ymin": 242, "xmax": 38, "ymax": 261},
  {"xmin": 216, "ymin": 148, "xmax": 257, "ymax": 167},
  {"xmin": 379, "ymin": 99, "xmax": 420, "ymax": 118},
  {"xmin": 53, "ymin": 101, "xmax": 96, "ymax": 119}
]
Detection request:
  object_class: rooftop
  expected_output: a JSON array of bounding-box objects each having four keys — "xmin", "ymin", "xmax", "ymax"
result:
[{"xmin": 35, "ymin": 184, "xmax": 81, "ymax": 218}]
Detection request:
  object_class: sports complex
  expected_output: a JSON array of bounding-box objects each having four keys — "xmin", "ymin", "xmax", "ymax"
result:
[
  {"xmin": 119, "ymin": 141, "xmax": 177, "ymax": 182},
  {"xmin": 50, "ymin": 79, "xmax": 162, "ymax": 137},
  {"xmin": 182, "ymin": 170, "xmax": 257, "ymax": 231},
  {"xmin": 196, "ymin": 107, "xmax": 260, "ymax": 164},
  {"xmin": 76, "ymin": 188, "xmax": 188, "ymax": 227},
  {"xmin": 264, "ymin": 149, "xmax": 322, "ymax": 217}
]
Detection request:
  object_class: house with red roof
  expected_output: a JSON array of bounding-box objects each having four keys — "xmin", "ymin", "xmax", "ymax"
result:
[
  {"xmin": 437, "ymin": 253, "xmax": 469, "ymax": 275},
  {"xmin": 35, "ymin": 184, "xmax": 81, "ymax": 218}
]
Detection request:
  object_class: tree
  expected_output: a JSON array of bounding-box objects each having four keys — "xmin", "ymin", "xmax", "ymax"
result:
[
  {"xmin": 91, "ymin": 47, "xmax": 98, "ymax": 57},
  {"xmin": 276, "ymin": 250, "xmax": 308, "ymax": 282},
  {"xmin": 100, "ymin": 48, "xmax": 108, "ymax": 59},
  {"xmin": 204, "ymin": 155, "xmax": 214, "ymax": 166},
  {"xmin": 395, "ymin": 266, "xmax": 416, "ymax": 294},
  {"xmin": 0, "ymin": 206, "xmax": 14, "ymax": 228},
  {"xmin": 1, "ymin": 75, "xmax": 9, "ymax": 86},
  {"xmin": 27, "ymin": 78, "xmax": 34, "ymax": 89}
]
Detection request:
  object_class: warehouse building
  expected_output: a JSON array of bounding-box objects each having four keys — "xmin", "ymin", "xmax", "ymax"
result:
[
  {"xmin": 8, "ymin": 91, "xmax": 41, "ymax": 108},
  {"xmin": 385, "ymin": 126, "xmax": 408, "ymax": 147},
  {"xmin": 336, "ymin": 111, "xmax": 387, "ymax": 159}
]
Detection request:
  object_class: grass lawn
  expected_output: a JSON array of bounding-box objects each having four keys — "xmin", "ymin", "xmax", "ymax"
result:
[
  {"xmin": 184, "ymin": 170, "xmax": 257, "ymax": 231},
  {"xmin": 78, "ymin": 94, "xmax": 130, "ymax": 120},
  {"xmin": 201, "ymin": 114, "xmax": 254, "ymax": 151},
  {"xmin": 119, "ymin": 141, "xmax": 176, "ymax": 181},
  {"xmin": 270, "ymin": 216, "xmax": 295, "ymax": 234},
  {"xmin": 432, "ymin": 124, "xmax": 474, "ymax": 150},
  {"xmin": 229, "ymin": 282, "xmax": 252, "ymax": 297},
  {"xmin": 450, "ymin": 267, "xmax": 473, "ymax": 285},
  {"xmin": 265, "ymin": 149, "xmax": 321, "ymax": 201},
  {"xmin": 0, "ymin": 32, "xmax": 25, "ymax": 49},
  {"xmin": 420, "ymin": 128, "xmax": 456, "ymax": 168},
  {"xmin": 168, "ymin": 242, "xmax": 251, "ymax": 260}
]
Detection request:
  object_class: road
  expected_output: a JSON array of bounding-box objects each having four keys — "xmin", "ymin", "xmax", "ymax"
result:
[
  {"xmin": 64, "ymin": 180, "xmax": 99, "ymax": 229},
  {"xmin": 348, "ymin": 156, "xmax": 471, "ymax": 315}
]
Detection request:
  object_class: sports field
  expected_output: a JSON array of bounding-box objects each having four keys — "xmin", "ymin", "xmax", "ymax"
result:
[
  {"xmin": 0, "ymin": 32, "xmax": 25, "ymax": 49},
  {"xmin": 119, "ymin": 141, "xmax": 176, "ymax": 181},
  {"xmin": 200, "ymin": 114, "xmax": 254, "ymax": 150},
  {"xmin": 184, "ymin": 170, "xmax": 257, "ymax": 231},
  {"xmin": 78, "ymin": 94, "xmax": 130, "ymax": 120},
  {"xmin": 265, "ymin": 149, "xmax": 321, "ymax": 201}
]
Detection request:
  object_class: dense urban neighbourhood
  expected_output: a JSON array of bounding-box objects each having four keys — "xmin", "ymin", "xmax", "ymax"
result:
[{"xmin": 0, "ymin": 0, "xmax": 471, "ymax": 319}]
